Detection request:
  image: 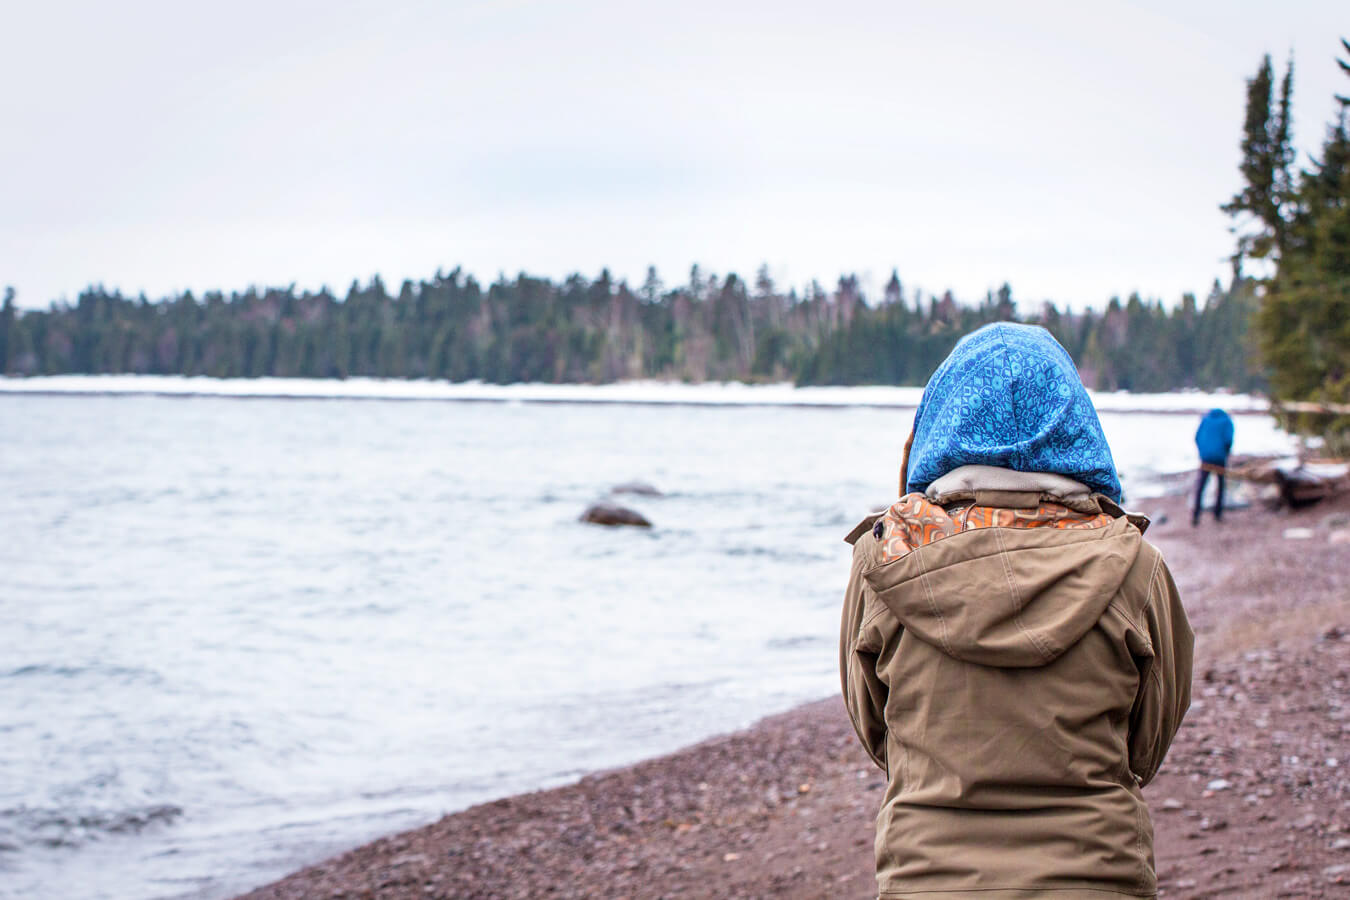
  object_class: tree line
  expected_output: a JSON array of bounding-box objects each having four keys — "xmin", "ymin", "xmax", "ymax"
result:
[{"xmin": 0, "ymin": 267, "xmax": 1262, "ymax": 393}]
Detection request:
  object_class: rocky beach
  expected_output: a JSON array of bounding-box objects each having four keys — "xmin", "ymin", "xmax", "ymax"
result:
[{"xmin": 238, "ymin": 488, "xmax": 1350, "ymax": 900}]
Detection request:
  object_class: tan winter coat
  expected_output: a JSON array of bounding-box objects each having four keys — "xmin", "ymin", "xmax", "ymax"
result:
[{"xmin": 840, "ymin": 468, "xmax": 1193, "ymax": 899}]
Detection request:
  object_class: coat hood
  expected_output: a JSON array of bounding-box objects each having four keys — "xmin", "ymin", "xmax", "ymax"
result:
[
  {"xmin": 904, "ymin": 323, "xmax": 1122, "ymax": 502},
  {"xmin": 863, "ymin": 495, "xmax": 1141, "ymax": 668}
]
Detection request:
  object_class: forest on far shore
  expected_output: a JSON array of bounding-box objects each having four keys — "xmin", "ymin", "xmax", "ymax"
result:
[{"xmin": 0, "ymin": 269, "xmax": 1262, "ymax": 394}]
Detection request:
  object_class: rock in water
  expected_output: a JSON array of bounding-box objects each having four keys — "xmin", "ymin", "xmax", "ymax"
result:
[
  {"xmin": 580, "ymin": 503, "xmax": 652, "ymax": 528},
  {"xmin": 611, "ymin": 481, "xmax": 663, "ymax": 497}
]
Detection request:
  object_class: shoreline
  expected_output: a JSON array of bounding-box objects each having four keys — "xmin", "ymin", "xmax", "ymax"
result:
[
  {"xmin": 236, "ymin": 490, "xmax": 1350, "ymax": 900},
  {"xmin": 0, "ymin": 375, "xmax": 1275, "ymax": 416}
]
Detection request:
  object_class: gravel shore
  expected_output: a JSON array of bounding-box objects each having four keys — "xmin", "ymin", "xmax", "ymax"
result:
[{"xmin": 238, "ymin": 489, "xmax": 1350, "ymax": 900}]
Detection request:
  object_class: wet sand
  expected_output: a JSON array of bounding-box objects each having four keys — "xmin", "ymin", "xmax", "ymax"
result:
[{"xmin": 238, "ymin": 489, "xmax": 1350, "ymax": 900}]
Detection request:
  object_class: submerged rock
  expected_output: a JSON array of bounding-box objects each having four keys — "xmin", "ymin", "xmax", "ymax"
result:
[
  {"xmin": 580, "ymin": 503, "xmax": 652, "ymax": 528},
  {"xmin": 610, "ymin": 481, "xmax": 663, "ymax": 497}
]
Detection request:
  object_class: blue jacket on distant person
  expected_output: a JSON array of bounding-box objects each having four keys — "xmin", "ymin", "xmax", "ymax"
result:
[{"xmin": 1195, "ymin": 408, "xmax": 1234, "ymax": 465}]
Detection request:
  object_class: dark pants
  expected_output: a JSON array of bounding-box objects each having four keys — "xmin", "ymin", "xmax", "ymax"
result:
[{"xmin": 1193, "ymin": 467, "xmax": 1225, "ymax": 525}]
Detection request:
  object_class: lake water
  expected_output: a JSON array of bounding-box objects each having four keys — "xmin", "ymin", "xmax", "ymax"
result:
[{"xmin": 0, "ymin": 386, "xmax": 1296, "ymax": 899}]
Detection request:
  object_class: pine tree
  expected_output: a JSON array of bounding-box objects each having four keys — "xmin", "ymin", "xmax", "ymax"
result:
[
  {"xmin": 1223, "ymin": 54, "xmax": 1296, "ymax": 267},
  {"xmin": 1253, "ymin": 40, "xmax": 1350, "ymax": 453},
  {"xmin": 0, "ymin": 287, "xmax": 14, "ymax": 373}
]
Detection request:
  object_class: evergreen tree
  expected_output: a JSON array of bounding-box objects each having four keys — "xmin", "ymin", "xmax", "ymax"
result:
[
  {"xmin": 1253, "ymin": 39, "xmax": 1350, "ymax": 452},
  {"xmin": 0, "ymin": 287, "xmax": 14, "ymax": 373},
  {"xmin": 1223, "ymin": 54, "xmax": 1296, "ymax": 267}
]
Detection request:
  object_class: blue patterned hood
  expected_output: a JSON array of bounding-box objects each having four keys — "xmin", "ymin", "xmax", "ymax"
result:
[{"xmin": 905, "ymin": 323, "xmax": 1122, "ymax": 501}]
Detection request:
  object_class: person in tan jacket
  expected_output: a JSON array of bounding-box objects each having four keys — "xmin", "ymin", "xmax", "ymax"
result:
[{"xmin": 840, "ymin": 323, "xmax": 1193, "ymax": 900}]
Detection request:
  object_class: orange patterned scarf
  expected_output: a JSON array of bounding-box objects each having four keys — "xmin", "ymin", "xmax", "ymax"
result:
[{"xmin": 874, "ymin": 493, "xmax": 1114, "ymax": 565}]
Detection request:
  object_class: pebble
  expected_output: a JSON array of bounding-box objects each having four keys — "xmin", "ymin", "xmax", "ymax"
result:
[
  {"xmin": 1206, "ymin": 778, "xmax": 1233, "ymax": 791},
  {"xmin": 1283, "ymin": 527, "xmax": 1314, "ymax": 540}
]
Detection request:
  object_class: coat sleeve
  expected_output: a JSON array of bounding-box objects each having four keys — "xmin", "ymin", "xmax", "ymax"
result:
[
  {"xmin": 840, "ymin": 537, "xmax": 890, "ymax": 773},
  {"xmin": 1127, "ymin": 555, "xmax": 1194, "ymax": 787}
]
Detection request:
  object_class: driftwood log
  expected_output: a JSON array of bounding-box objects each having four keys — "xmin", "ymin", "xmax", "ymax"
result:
[{"xmin": 1203, "ymin": 458, "xmax": 1349, "ymax": 509}]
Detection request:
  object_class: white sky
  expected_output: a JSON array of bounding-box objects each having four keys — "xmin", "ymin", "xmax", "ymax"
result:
[{"xmin": 3, "ymin": 0, "xmax": 1346, "ymax": 311}]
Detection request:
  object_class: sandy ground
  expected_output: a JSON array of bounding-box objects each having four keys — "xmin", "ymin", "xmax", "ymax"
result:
[{"xmin": 237, "ymin": 488, "xmax": 1350, "ymax": 900}]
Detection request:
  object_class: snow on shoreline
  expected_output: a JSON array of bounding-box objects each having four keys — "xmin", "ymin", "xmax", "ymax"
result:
[{"xmin": 0, "ymin": 374, "xmax": 1272, "ymax": 414}]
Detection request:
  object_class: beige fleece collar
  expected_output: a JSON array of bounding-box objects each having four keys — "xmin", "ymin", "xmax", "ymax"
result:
[{"xmin": 925, "ymin": 465, "xmax": 1092, "ymax": 504}]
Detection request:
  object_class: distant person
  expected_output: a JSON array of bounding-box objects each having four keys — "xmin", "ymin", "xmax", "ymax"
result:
[
  {"xmin": 840, "ymin": 323, "xmax": 1193, "ymax": 899},
  {"xmin": 1193, "ymin": 408, "xmax": 1235, "ymax": 526}
]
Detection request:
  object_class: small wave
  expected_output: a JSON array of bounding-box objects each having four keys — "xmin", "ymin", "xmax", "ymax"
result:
[
  {"xmin": 723, "ymin": 545, "xmax": 827, "ymax": 562},
  {"xmin": 766, "ymin": 635, "xmax": 826, "ymax": 650},
  {"xmin": 3, "ymin": 663, "xmax": 160, "ymax": 685},
  {"xmin": 0, "ymin": 804, "xmax": 183, "ymax": 851}
]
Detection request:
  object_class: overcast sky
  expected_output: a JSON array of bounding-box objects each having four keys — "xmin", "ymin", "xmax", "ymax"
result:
[{"xmin": 3, "ymin": 0, "xmax": 1346, "ymax": 311}]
